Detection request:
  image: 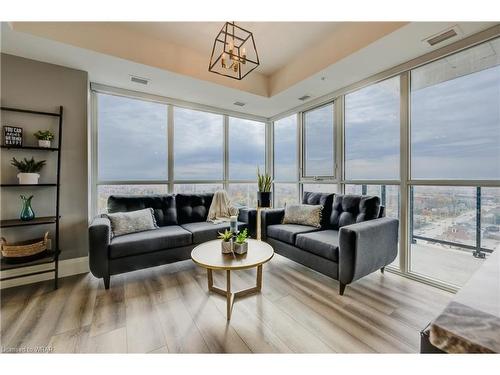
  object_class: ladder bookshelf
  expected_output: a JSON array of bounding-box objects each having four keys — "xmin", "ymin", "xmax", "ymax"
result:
[{"xmin": 0, "ymin": 105, "xmax": 63, "ymax": 289}]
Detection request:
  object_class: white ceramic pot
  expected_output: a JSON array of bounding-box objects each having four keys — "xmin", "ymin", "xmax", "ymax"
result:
[
  {"xmin": 38, "ymin": 140, "xmax": 51, "ymax": 148},
  {"xmin": 234, "ymin": 241, "xmax": 248, "ymax": 255},
  {"xmin": 17, "ymin": 173, "xmax": 40, "ymax": 185},
  {"xmin": 221, "ymin": 240, "xmax": 233, "ymax": 254}
]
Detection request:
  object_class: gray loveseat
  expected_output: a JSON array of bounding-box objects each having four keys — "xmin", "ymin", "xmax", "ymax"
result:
[
  {"xmin": 261, "ymin": 192, "xmax": 398, "ymax": 295},
  {"xmin": 89, "ymin": 193, "xmax": 256, "ymax": 289}
]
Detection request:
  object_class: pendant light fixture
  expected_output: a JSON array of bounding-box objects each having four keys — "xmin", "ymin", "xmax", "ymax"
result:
[{"xmin": 208, "ymin": 22, "xmax": 260, "ymax": 80}]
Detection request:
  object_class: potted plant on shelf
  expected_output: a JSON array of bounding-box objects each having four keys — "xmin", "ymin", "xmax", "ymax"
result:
[
  {"xmin": 11, "ymin": 157, "xmax": 46, "ymax": 185},
  {"xmin": 257, "ymin": 167, "xmax": 272, "ymax": 208},
  {"xmin": 218, "ymin": 229, "xmax": 234, "ymax": 254},
  {"xmin": 34, "ymin": 130, "xmax": 55, "ymax": 148},
  {"xmin": 234, "ymin": 228, "xmax": 249, "ymax": 255}
]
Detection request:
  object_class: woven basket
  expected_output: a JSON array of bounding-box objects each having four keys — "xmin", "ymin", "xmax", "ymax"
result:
[{"xmin": 1, "ymin": 232, "xmax": 49, "ymax": 258}]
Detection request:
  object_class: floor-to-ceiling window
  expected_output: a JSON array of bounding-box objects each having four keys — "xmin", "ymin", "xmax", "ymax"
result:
[
  {"xmin": 173, "ymin": 107, "xmax": 224, "ymax": 194},
  {"xmin": 93, "ymin": 32, "xmax": 500, "ymax": 291},
  {"xmin": 343, "ymin": 76, "xmax": 401, "ymax": 267},
  {"xmin": 273, "ymin": 114, "xmax": 299, "ymax": 207},
  {"xmin": 408, "ymin": 38, "xmax": 500, "ymax": 286},
  {"xmin": 173, "ymin": 107, "xmax": 223, "ymax": 181},
  {"xmin": 227, "ymin": 117, "xmax": 266, "ymax": 207},
  {"xmin": 96, "ymin": 93, "xmax": 169, "ymax": 213},
  {"xmin": 344, "ymin": 77, "xmax": 400, "ymax": 180},
  {"xmin": 93, "ymin": 91, "xmax": 267, "ymax": 214}
]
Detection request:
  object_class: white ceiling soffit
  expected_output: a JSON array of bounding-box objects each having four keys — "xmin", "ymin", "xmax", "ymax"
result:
[{"xmin": 1, "ymin": 22, "xmax": 498, "ymax": 118}]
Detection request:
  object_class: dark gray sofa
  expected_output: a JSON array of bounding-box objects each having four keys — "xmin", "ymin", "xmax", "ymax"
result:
[
  {"xmin": 261, "ymin": 192, "xmax": 398, "ymax": 295},
  {"xmin": 88, "ymin": 193, "xmax": 257, "ymax": 289}
]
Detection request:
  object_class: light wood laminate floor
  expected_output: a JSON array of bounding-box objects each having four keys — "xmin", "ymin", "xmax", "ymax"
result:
[{"xmin": 0, "ymin": 254, "xmax": 452, "ymax": 353}]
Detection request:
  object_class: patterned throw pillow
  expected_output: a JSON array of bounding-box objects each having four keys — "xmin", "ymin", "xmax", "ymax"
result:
[
  {"xmin": 282, "ymin": 204, "xmax": 323, "ymax": 228},
  {"xmin": 105, "ymin": 208, "xmax": 159, "ymax": 237}
]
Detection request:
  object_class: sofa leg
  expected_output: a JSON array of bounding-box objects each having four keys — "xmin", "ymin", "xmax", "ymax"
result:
[
  {"xmin": 103, "ymin": 275, "xmax": 110, "ymax": 290},
  {"xmin": 380, "ymin": 266, "xmax": 385, "ymax": 274},
  {"xmin": 339, "ymin": 282, "xmax": 346, "ymax": 295}
]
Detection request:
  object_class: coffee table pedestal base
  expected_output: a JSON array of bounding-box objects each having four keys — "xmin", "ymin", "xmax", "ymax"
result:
[{"xmin": 207, "ymin": 265, "xmax": 263, "ymax": 320}]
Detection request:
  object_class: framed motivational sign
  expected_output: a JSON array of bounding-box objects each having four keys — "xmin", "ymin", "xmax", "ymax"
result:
[{"xmin": 3, "ymin": 125, "xmax": 23, "ymax": 147}]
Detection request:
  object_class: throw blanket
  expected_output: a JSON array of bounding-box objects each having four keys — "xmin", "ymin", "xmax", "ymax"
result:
[{"xmin": 207, "ymin": 190, "xmax": 239, "ymax": 223}]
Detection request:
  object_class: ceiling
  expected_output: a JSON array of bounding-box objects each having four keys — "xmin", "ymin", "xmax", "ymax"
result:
[
  {"xmin": 5, "ymin": 21, "xmax": 408, "ymax": 97},
  {"xmin": 119, "ymin": 22, "xmax": 343, "ymax": 76},
  {"xmin": 1, "ymin": 22, "xmax": 498, "ymax": 118}
]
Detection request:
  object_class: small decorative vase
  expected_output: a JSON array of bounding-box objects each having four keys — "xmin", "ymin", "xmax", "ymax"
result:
[
  {"xmin": 20, "ymin": 195, "xmax": 35, "ymax": 221},
  {"xmin": 38, "ymin": 140, "xmax": 51, "ymax": 148},
  {"xmin": 234, "ymin": 241, "xmax": 248, "ymax": 255},
  {"xmin": 230, "ymin": 216, "xmax": 238, "ymax": 233},
  {"xmin": 17, "ymin": 173, "xmax": 40, "ymax": 185},
  {"xmin": 221, "ymin": 240, "xmax": 233, "ymax": 254},
  {"xmin": 257, "ymin": 191, "xmax": 272, "ymax": 208}
]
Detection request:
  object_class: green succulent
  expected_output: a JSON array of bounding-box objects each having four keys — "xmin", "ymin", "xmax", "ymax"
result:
[
  {"xmin": 218, "ymin": 229, "xmax": 234, "ymax": 242},
  {"xmin": 34, "ymin": 130, "xmax": 55, "ymax": 141},
  {"xmin": 11, "ymin": 157, "xmax": 46, "ymax": 173},
  {"xmin": 235, "ymin": 228, "xmax": 249, "ymax": 244},
  {"xmin": 257, "ymin": 167, "xmax": 272, "ymax": 192}
]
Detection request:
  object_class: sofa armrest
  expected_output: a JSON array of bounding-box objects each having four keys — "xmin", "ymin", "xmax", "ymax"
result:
[
  {"xmin": 260, "ymin": 208, "xmax": 285, "ymax": 240},
  {"xmin": 338, "ymin": 217, "xmax": 398, "ymax": 284},
  {"xmin": 88, "ymin": 217, "xmax": 111, "ymax": 278},
  {"xmin": 238, "ymin": 207, "xmax": 257, "ymax": 238}
]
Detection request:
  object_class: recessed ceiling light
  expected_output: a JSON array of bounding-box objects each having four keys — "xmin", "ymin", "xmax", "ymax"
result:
[
  {"xmin": 233, "ymin": 101, "xmax": 246, "ymax": 107},
  {"xmin": 320, "ymin": 77, "xmax": 326, "ymax": 81},
  {"xmin": 298, "ymin": 95, "xmax": 312, "ymax": 101}
]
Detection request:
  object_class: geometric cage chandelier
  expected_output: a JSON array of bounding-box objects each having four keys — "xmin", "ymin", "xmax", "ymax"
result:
[{"xmin": 208, "ymin": 22, "xmax": 260, "ymax": 80}]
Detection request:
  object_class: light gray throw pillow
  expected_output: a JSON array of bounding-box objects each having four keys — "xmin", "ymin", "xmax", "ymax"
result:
[
  {"xmin": 282, "ymin": 204, "xmax": 323, "ymax": 228},
  {"xmin": 105, "ymin": 208, "xmax": 158, "ymax": 237}
]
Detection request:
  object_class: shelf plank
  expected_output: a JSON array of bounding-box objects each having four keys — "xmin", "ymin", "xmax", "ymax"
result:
[
  {"xmin": 1, "ymin": 183, "xmax": 57, "ymax": 187},
  {"xmin": 1, "ymin": 145, "xmax": 59, "ymax": 151},
  {"xmin": 0, "ymin": 250, "xmax": 60, "ymax": 271},
  {"xmin": 1, "ymin": 106, "xmax": 61, "ymax": 117},
  {"xmin": 0, "ymin": 216, "xmax": 58, "ymax": 228}
]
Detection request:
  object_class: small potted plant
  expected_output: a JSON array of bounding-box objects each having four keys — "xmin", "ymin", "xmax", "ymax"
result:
[
  {"xmin": 257, "ymin": 167, "xmax": 272, "ymax": 208},
  {"xmin": 34, "ymin": 130, "xmax": 55, "ymax": 148},
  {"xmin": 11, "ymin": 157, "xmax": 46, "ymax": 185},
  {"xmin": 234, "ymin": 228, "xmax": 249, "ymax": 255},
  {"xmin": 218, "ymin": 229, "xmax": 234, "ymax": 254}
]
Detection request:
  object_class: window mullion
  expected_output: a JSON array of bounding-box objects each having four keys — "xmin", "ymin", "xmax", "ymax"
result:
[
  {"xmin": 400, "ymin": 71, "xmax": 410, "ymax": 274},
  {"xmin": 167, "ymin": 104, "xmax": 174, "ymax": 194}
]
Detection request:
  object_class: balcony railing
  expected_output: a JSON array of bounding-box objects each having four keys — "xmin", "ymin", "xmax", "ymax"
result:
[
  {"xmin": 410, "ymin": 186, "xmax": 492, "ymax": 259},
  {"xmin": 352, "ymin": 184, "xmax": 496, "ymax": 259}
]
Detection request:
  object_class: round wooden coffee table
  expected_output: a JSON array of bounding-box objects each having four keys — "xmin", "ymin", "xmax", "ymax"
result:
[{"xmin": 191, "ymin": 239, "xmax": 274, "ymax": 320}]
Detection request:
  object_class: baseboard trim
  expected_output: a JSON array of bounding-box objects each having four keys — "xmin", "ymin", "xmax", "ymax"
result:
[{"xmin": 0, "ymin": 256, "xmax": 89, "ymax": 289}]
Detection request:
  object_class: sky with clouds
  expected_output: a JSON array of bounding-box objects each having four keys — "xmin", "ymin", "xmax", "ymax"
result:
[
  {"xmin": 99, "ymin": 41, "xmax": 499, "ymax": 183},
  {"xmin": 98, "ymin": 97, "xmax": 265, "ymax": 181}
]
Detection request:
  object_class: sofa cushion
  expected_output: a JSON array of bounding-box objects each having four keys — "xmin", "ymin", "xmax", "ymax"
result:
[
  {"xmin": 175, "ymin": 193, "xmax": 213, "ymax": 224},
  {"xmin": 329, "ymin": 194, "xmax": 380, "ymax": 230},
  {"xmin": 302, "ymin": 191, "xmax": 335, "ymax": 228},
  {"xmin": 105, "ymin": 208, "xmax": 158, "ymax": 237},
  {"xmin": 108, "ymin": 195, "xmax": 177, "ymax": 226},
  {"xmin": 109, "ymin": 225, "xmax": 192, "ymax": 259},
  {"xmin": 181, "ymin": 221, "xmax": 248, "ymax": 244},
  {"xmin": 295, "ymin": 230, "xmax": 340, "ymax": 262},
  {"xmin": 266, "ymin": 224, "xmax": 319, "ymax": 245},
  {"xmin": 282, "ymin": 204, "xmax": 323, "ymax": 228}
]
